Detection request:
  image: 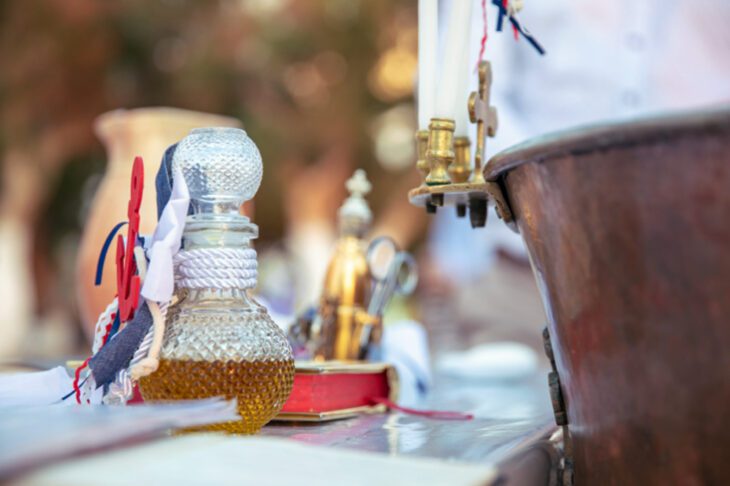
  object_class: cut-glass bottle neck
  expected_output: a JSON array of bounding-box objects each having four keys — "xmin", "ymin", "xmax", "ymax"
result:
[
  {"xmin": 191, "ymin": 198, "xmax": 247, "ymax": 217},
  {"xmin": 183, "ymin": 215, "xmax": 258, "ymax": 250}
]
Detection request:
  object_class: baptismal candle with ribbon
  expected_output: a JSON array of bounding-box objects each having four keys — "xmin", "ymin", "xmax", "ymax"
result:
[{"xmin": 410, "ymin": 0, "xmax": 544, "ymax": 218}]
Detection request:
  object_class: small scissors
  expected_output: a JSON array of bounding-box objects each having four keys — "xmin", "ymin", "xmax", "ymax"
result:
[{"xmin": 366, "ymin": 236, "xmax": 418, "ymax": 317}]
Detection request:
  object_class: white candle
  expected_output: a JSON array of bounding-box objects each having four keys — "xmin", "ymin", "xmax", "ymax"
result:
[
  {"xmin": 418, "ymin": 0, "xmax": 438, "ymax": 130},
  {"xmin": 453, "ymin": 20, "xmax": 474, "ymax": 137},
  {"xmin": 435, "ymin": 0, "xmax": 474, "ymax": 123}
]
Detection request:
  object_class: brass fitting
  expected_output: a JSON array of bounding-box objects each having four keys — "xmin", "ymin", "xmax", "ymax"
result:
[
  {"xmin": 468, "ymin": 61, "xmax": 498, "ymax": 185},
  {"xmin": 415, "ymin": 130, "xmax": 430, "ymax": 181},
  {"xmin": 425, "ymin": 118, "xmax": 455, "ymax": 186},
  {"xmin": 449, "ymin": 136, "xmax": 472, "ymax": 183}
]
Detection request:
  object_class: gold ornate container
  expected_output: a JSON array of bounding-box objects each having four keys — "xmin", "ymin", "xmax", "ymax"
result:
[{"xmin": 313, "ymin": 170, "xmax": 375, "ymax": 360}]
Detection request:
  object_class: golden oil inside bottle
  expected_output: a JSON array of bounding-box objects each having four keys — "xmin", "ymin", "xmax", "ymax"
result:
[{"xmin": 139, "ymin": 358, "xmax": 295, "ymax": 434}]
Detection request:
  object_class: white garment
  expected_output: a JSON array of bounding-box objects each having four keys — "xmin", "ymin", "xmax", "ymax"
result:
[
  {"xmin": 380, "ymin": 320, "xmax": 432, "ymax": 406},
  {"xmin": 431, "ymin": 0, "xmax": 730, "ymax": 281},
  {"xmin": 489, "ymin": 0, "xmax": 730, "ymax": 141}
]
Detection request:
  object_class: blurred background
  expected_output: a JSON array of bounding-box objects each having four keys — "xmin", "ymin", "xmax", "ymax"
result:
[
  {"xmin": 0, "ymin": 0, "xmax": 545, "ymax": 363},
  {"xmin": 5, "ymin": 0, "xmax": 728, "ymax": 374}
]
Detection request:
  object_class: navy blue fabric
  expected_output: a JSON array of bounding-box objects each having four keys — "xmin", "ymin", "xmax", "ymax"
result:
[
  {"xmin": 155, "ymin": 142, "xmax": 194, "ymax": 219},
  {"xmin": 155, "ymin": 143, "xmax": 177, "ymax": 220},
  {"xmin": 88, "ymin": 301, "xmax": 154, "ymax": 388}
]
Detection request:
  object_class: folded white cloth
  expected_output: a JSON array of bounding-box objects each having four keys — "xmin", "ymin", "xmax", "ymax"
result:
[
  {"xmin": 0, "ymin": 366, "xmax": 73, "ymax": 407},
  {"xmin": 436, "ymin": 342, "xmax": 539, "ymax": 381}
]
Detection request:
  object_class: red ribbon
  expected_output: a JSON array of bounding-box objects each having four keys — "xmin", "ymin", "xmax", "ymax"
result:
[
  {"xmin": 371, "ymin": 397, "xmax": 474, "ymax": 421},
  {"xmin": 116, "ymin": 156, "xmax": 144, "ymax": 322},
  {"xmin": 100, "ymin": 312, "xmax": 116, "ymax": 347},
  {"xmin": 477, "ymin": 0, "xmax": 488, "ymax": 70},
  {"xmin": 73, "ymin": 357, "xmax": 92, "ymax": 404}
]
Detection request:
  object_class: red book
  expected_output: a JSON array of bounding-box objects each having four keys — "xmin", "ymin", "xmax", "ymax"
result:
[{"xmin": 276, "ymin": 362, "xmax": 398, "ymax": 422}]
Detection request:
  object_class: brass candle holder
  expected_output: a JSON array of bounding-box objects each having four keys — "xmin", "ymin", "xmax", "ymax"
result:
[
  {"xmin": 415, "ymin": 129, "xmax": 430, "ymax": 180},
  {"xmin": 449, "ymin": 136, "xmax": 472, "ymax": 184},
  {"xmin": 451, "ymin": 136, "xmax": 471, "ymax": 218},
  {"xmin": 425, "ymin": 118, "xmax": 455, "ymax": 187},
  {"xmin": 408, "ymin": 61, "xmax": 514, "ymax": 228}
]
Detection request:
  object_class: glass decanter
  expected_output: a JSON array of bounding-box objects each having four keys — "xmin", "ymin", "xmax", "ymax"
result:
[{"xmin": 139, "ymin": 127, "xmax": 295, "ymax": 434}]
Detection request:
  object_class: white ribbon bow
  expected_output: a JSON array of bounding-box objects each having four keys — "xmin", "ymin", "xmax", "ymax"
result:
[{"xmin": 140, "ymin": 170, "xmax": 190, "ymax": 303}]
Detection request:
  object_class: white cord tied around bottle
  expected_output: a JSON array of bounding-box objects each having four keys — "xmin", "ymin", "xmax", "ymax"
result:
[{"xmin": 174, "ymin": 248, "xmax": 258, "ymax": 290}]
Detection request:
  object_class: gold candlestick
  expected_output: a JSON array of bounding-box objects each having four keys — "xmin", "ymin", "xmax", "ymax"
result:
[
  {"xmin": 425, "ymin": 118, "xmax": 455, "ymax": 187},
  {"xmin": 449, "ymin": 136, "xmax": 472, "ymax": 184}
]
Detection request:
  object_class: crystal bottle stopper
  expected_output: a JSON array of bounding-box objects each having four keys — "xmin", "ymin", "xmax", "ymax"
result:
[{"xmin": 172, "ymin": 127, "xmax": 263, "ymax": 218}]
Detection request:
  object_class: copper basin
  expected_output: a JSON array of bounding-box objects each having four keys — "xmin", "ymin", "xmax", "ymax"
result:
[{"xmin": 485, "ymin": 107, "xmax": 730, "ymax": 485}]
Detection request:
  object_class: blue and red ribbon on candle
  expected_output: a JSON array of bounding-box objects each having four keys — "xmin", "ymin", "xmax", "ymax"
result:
[{"xmin": 491, "ymin": 0, "xmax": 545, "ymax": 55}]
